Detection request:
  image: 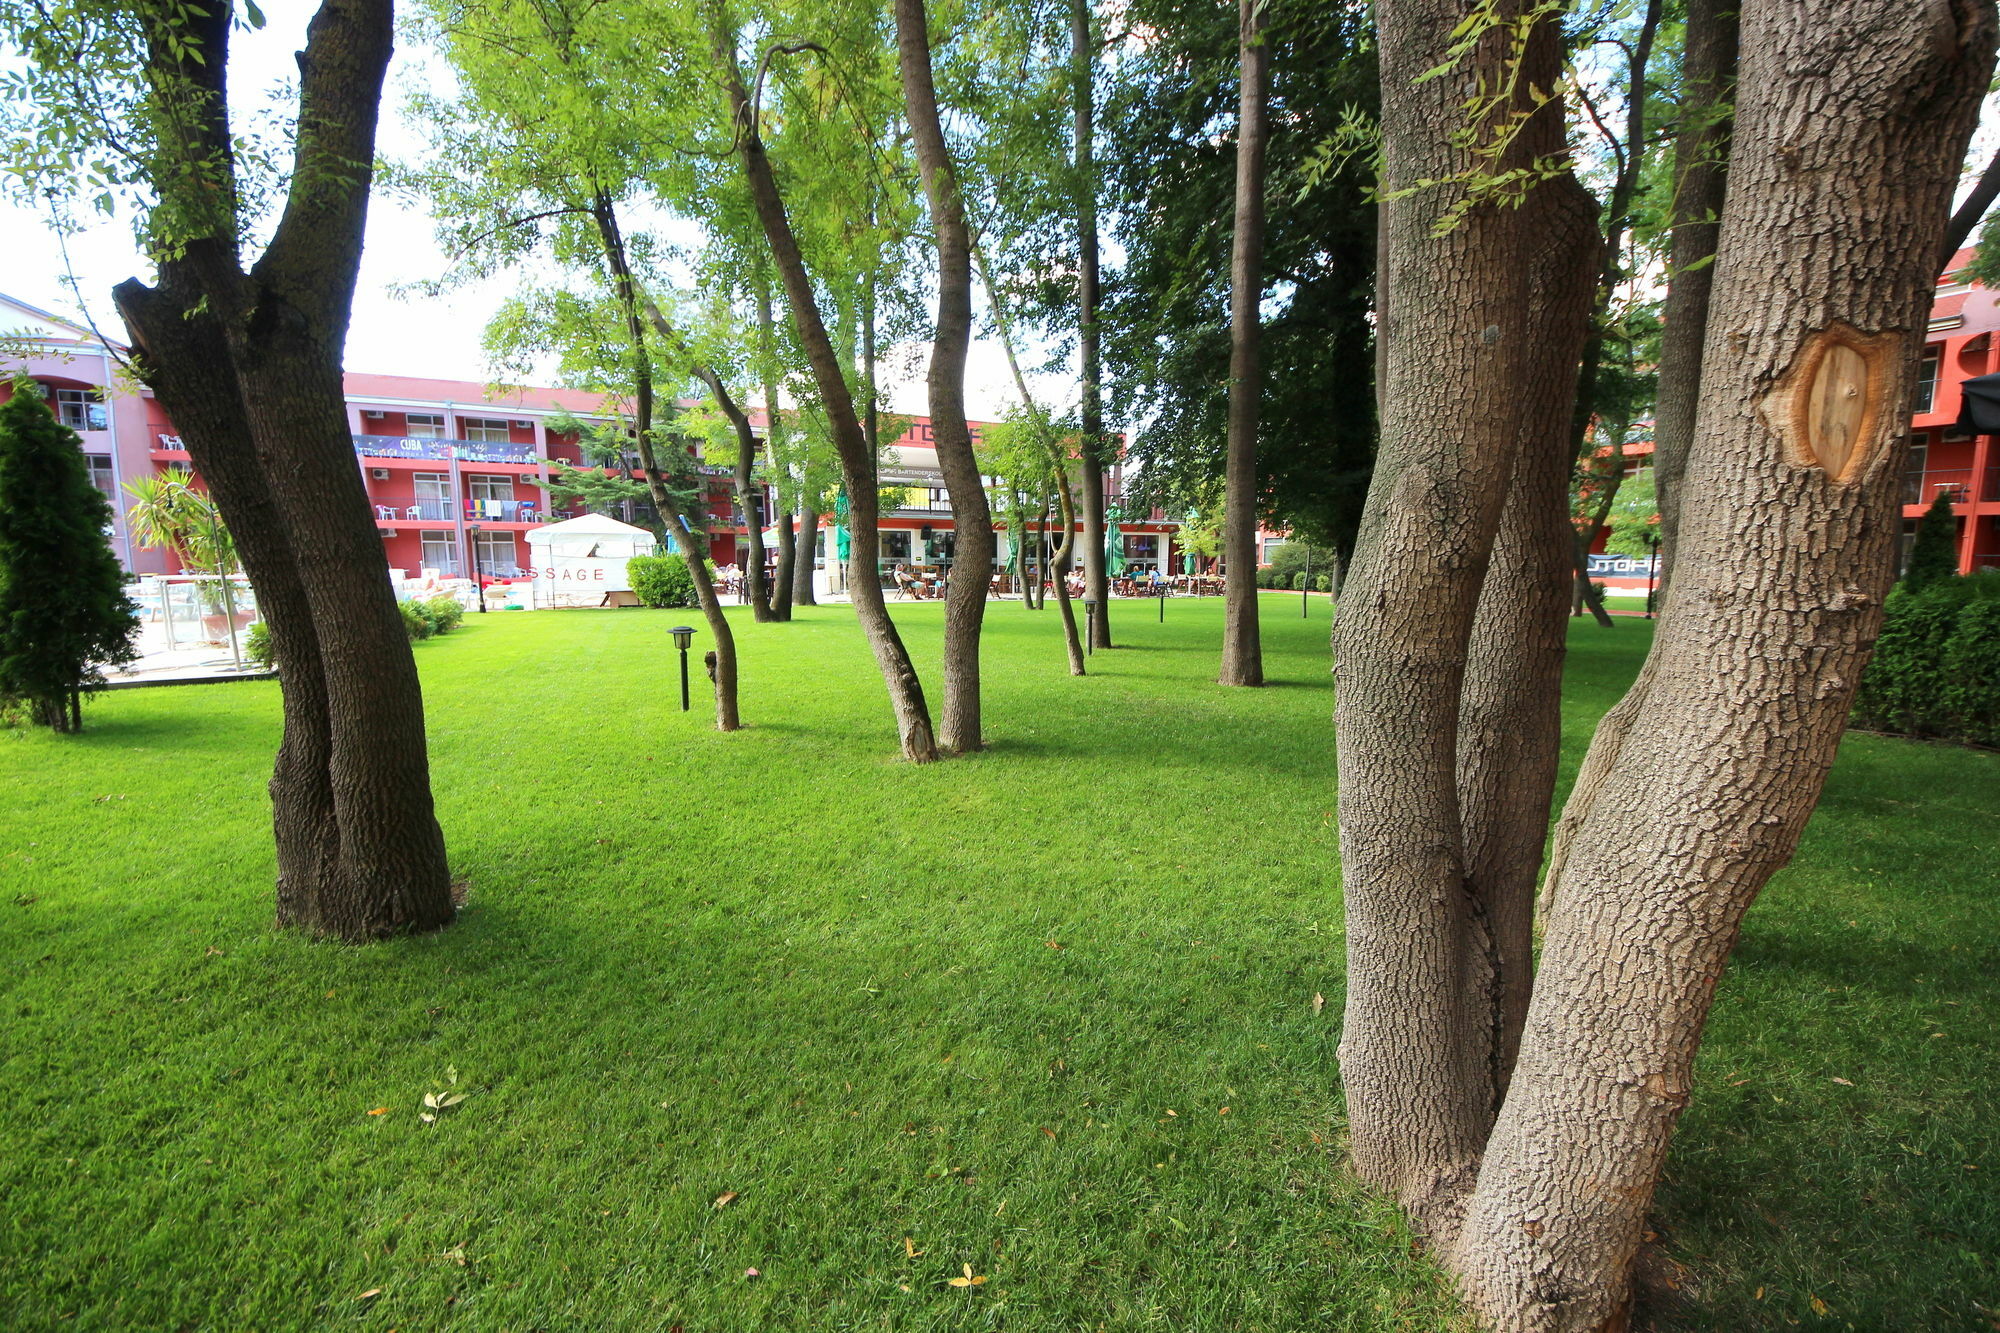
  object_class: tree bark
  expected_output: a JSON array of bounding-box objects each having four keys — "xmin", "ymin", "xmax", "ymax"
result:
[
  {"xmin": 721, "ymin": 21, "xmax": 937, "ymax": 761},
  {"xmin": 791, "ymin": 503, "xmax": 818, "ymax": 605},
  {"xmin": 1651, "ymin": 0, "xmax": 1738, "ymax": 603},
  {"xmin": 1333, "ymin": 0, "xmax": 1594, "ymax": 1230},
  {"xmin": 117, "ymin": 0, "xmax": 451, "ymax": 941},
  {"xmin": 720, "ymin": 375, "xmax": 773, "ymax": 621},
  {"xmin": 1072, "ymin": 0, "xmax": 1111, "ymax": 649},
  {"xmin": 1219, "ymin": 0, "xmax": 1267, "ymax": 687},
  {"xmin": 1450, "ymin": 3, "xmax": 1994, "ymax": 1327},
  {"xmin": 897, "ymin": 0, "xmax": 996, "ymax": 753}
]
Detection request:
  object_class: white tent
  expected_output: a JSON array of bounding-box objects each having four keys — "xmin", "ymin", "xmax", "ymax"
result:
[{"xmin": 525, "ymin": 513, "xmax": 658, "ymax": 608}]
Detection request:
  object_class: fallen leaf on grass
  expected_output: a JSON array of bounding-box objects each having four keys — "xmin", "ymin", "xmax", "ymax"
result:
[
  {"xmin": 1810, "ymin": 1295, "xmax": 1830, "ymax": 1316},
  {"xmin": 367, "ymin": 1107, "xmax": 390, "ymax": 1116},
  {"xmin": 713, "ymin": 1191, "xmax": 738, "ymax": 1209},
  {"xmin": 1038, "ymin": 1126, "xmax": 1057, "ymax": 1139},
  {"xmin": 947, "ymin": 1263, "xmax": 988, "ymax": 1288},
  {"xmin": 904, "ymin": 1237, "xmax": 924, "ymax": 1259},
  {"xmin": 1830, "ymin": 1077, "xmax": 1854, "ymax": 1086},
  {"xmin": 1312, "ymin": 992, "xmax": 1325, "ymax": 1015},
  {"xmin": 744, "ymin": 1267, "xmax": 760, "ymax": 1280},
  {"xmin": 356, "ymin": 1288, "xmax": 382, "ymax": 1301}
]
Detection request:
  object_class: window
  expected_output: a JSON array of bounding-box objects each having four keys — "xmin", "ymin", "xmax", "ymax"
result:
[
  {"xmin": 405, "ymin": 413, "xmax": 445, "ymax": 438},
  {"xmin": 51, "ymin": 387, "xmax": 108, "ymax": 432},
  {"xmin": 1901, "ymin": 435, "xmax": 1929, "ymax": 505},
  {"xmin": 879, "ymin": 530, "xmax": 912, "ymax": 562},
  {"xmin": 473, "ymin": 530, "xmax": 518, "ymax": 575},
  {"xmin": 419, "ymin": 532, "xmax": 459, "ymax": 574},
  {"xmin": 1915, "ymin": 346, "xmax": 1942, "ymax": 414},
  {"xmin": 461, "ymin": 417, "xmax": 511, "ymax": 443},
  {"xmin": 85, "ymin": 454, "xmax": 115, "ymax": 499},
  {"xmin": 413, "ymin": 472, "xmax": 452, "ymax": 520},
  {"xmin": 467, "ymin": 475, "xmax": 514, "ymax": 503}
]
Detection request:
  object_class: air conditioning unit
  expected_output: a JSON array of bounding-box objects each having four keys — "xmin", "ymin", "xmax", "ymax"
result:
[
  {"xmin": 510, "ymin": 418, "xmax": 532, "ymax": 428},
  {"xmin": 370, "ymin": 468, "xmax": 390, "ymax": 479},
  {"xmin": 363, "ymin": 409, "xmax": 386, "ymax": 420}
]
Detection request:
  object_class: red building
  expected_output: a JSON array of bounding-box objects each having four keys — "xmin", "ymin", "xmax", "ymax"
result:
[
  {"xmin": 1905, "ymin": 249, "xmax": 2000, "ymax": 573},
  {"xmin": 1, "ymin": 292, "xmax": 1182, "ymax": 593}
]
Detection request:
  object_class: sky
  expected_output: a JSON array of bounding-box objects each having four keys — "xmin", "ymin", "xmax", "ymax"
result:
[{"xmin": 0, "ymin": 6, "xmax": 1071, "ymax": 424}]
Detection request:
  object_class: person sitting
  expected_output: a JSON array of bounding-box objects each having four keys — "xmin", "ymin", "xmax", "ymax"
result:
[{"xmin": 894, "ymin": 563, "xmax": 922, "ymax": 599}]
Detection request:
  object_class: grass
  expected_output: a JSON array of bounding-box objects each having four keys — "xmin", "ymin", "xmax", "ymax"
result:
[{"xmin": 1, "ymin": 594, "xmax": 1994, "ymax": 1331}]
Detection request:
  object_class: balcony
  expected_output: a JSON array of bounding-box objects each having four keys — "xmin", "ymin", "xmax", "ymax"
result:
[
  {"xmin": 352, "ymin": 434, "xmax": 540, "ymax": 465},
  {"xmin": 1903, "ymin": 466, "xmax": 2000, "ymax": 505},
  {"xmin": 377, "ymin": 500, "xmax": 456, "ymax": 522}
]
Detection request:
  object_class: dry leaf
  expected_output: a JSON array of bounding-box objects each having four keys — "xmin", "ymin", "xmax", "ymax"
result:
[
  {"xmin": 1164, "ymin": 1109, "xmax": 1177, "ymax": 1117},
  {"xmin": 356, "ymin": 1288, "xmax": 382, "ymax": 1301},
  {"xmin": 713, "ymin": 1191, "xmax": 738, "ymax": 1209},
  {"xmin": 1038, "ymin": 1126, "xmax": 1057, "ymax": 1139},
  {"xmin": 367, "ymin": 1107, "xmax": 390, "ymax": 1116},
  {"xmin": 1810, "ymin": 1295, "xmax": 1830, "ymax": 1316},
  {"xmin": 1312, "ymin": 992, "xmax": 1325, "ymax": 1015},
  {"xmin": 947, "ymin": 1263, "xmax": 988, "ymax": 1288},
  {"xmin": 1219, "ymin": 1106, "xmax": 1230, "ymax": 1115},
  {"xmin": 904, "ymin": 1237, "xmax": 923, "ymax": 1259},
  {"xmin": 1831, "ymin": 1077, "xmax": 1854, "ymax": 1086},
  {"xmin": 744, "ymin": 1267, "xmax": 760, "ymax": 1279}
]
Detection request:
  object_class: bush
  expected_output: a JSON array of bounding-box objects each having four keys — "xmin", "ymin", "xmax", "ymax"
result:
[
  {"xmin": 245, "ymin": 620, "xmax": 275, "ymax": 669},
  {"xmin": 1852, "ymin": 572, "xmax": 2000, "ymax": 746},
  {"xmin": 425, "ymin": 595, "xmax": 465, "ymax": 634},
  {"xmin": 628, "ymin": 553, "xmax": 697, "ymax": 608},
  {"xmin": 400, "ymin": 600, "xmax": 435, "ymax": 640},
  {"xmin": 1315, "ymin": 573, "xmax": 1332, "ymax": 592},
  {"xmin": 1291, "ymin": 572, "xmax": 1307, "ymax": 590}
]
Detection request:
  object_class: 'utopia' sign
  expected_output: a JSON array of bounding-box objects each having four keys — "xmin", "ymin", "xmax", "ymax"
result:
[{"xmin": 1585, "ymin": 553, "xmax": 1659, "ymax": 577}]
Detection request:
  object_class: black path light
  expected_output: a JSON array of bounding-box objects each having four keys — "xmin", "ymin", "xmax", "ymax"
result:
[
  {"xmin": 669, "ymin": 624, "xmax": 696, "ymax": 710},
  {"xmin": 1159, "ymin": 579, "xmax": 1166, "ymax": 623},
  {"xmin": 1302, "ymin": 544, "xmax": 1311, "ymax": 618},
  {"xmin": 1082, "ymin": 596, "xmax": 1098, "ymax": 656}
]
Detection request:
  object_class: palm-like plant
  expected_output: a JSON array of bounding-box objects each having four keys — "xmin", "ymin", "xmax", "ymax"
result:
[{"xmin": 124, "ymin": 469, "xmax": 244, "ymax": 662}]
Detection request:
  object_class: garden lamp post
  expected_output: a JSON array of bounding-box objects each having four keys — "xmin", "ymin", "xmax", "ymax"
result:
[
  {"xmin": 1302, "ymin": 544, "xmax": 1311, "ymax": 617},
  {"xmin": 1159, "ymin": 578, "xmax": 1166, "ymax": 623},
  {"xmin": 669, "ymin": 624, "xmax": 696, "ymax": 711},
  {"xmin": 1082, "ymin": 596, "xmax": 1097, "ymax": 656},
  {"xmin": 1645, "ymin": 530, "xmax": 1660, "ymax": 619},
  {"xmin": 466, "ymin": 524, "xmax": 488, "ymax": 613}
]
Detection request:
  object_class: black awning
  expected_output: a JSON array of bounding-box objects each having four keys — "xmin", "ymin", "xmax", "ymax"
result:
[{"xmin": 1955, "ymin": 371, "xmax": 2000, "ymax": 432}]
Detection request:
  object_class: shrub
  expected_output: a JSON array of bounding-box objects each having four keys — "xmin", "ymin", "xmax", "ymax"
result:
[
  {"xmin": 425, "ymin": 595, "xmax": 465, "ymax": 634},
  {"xmin": 400, "ymin": 600, "xmax": 436, "ymax": 640},
  {"xmin": 245, "ymin": 620, "xmax": 275, "ymax": 669},
  {"xmin": 1903, "ymin": 489, "xmax": 1960, "ymax": 591},
  {"xmin": 1315, "ymin": 573, "xmax": 1332, "ymax": 592},
  {"xmin": 628, "ymin": 553, "xmax": 697, "ymax": 608},
  {"xmin": 1290, "ymin": 572, "xmax": 1306, "ymax": 590},
  {"xmin": 1852, "ymin": 573, "xmax": 2000, "ymax": 746}
]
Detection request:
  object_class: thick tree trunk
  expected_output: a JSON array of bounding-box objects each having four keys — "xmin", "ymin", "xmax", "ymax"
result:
[
  {"xmin": 114, "ymin": 276, "xmax": 341, "ymax": 926},
  {"xmin": 1450, "ymin": 3, "xmax": 1993, "ymax": 1327},
  {"xmin": 1651, "ymin": 0, "xmax": 1738, "ymax": 602},
  {"xmin": 1072, "ymin": 0, "xmax": 1111, "ymax": 649},
  {"xmin": 116, "ymin": 0, "xmax": 451, "ymax": 941},
  {"xmin": 1218, "ymin": 0, "xmax": 1267, "ymax": 687},
  {"xmin": 791, "ymin": 505, "xmax": 818, "ymax": 605},
  {"xmin": 723, "ymin": 32, "xmax": 937, "ymax": 761},
  {"xmin": 898, "ymin": 0, "xmax": 996, "ymax": 753},
  {"xmin": 771, "ymin": 507, "xmax": 796, "ymax": 619},
  {"xmin": 1333, "ymin": 0, "xmax": 1593, "ymax": 1230}
]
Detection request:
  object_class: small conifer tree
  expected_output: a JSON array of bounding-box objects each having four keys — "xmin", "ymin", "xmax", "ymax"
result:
[
  {"xmin": 0, "ymin": 383, "xmax": 139, "ymax": 730},
  {"xmin": 1903, "ymin": 486, "xmax": 1961, "ymax": 591}
]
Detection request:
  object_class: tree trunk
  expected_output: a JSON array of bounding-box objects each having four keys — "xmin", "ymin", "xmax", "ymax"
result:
[
  {"xmin": 792, "ymin": 505, "xmax": 818, "ymax": 605},
  {"xmin": 722, "ymin": 27, "xmax": 937, "ymax": 761},
  {"xmin": 1450, "ymin": 3, "xmax": 1993, "ymax": 1327},
  {"xmin": 1333, "ymin": 0, "xmax": 1594, "ymax": 1230},
  {"xmin": 771, "ymin": 507, "xmax": 796, "ymax": 619},
  {"xmin": 1072, "ymin": 0, "xmax": 1111, "ymax": 649},
  {"xmin": 728, "ymin": 392, "xmax": 773, "ymax": 622},
  {"xmin": 1050, "ymin": 472, "xmax": 1086, "ymax": 675},
  {"xmin": 116, "ymin": 0, "xmax": 451, "ymax": 941},
  {"xmin": 1650, "ymin": 0, "xmax": 1738, "ymax": 603},
  {"xmin": 1219, "ymin": 0, "xmax": 1268, "ymax": 687},
  {"xmin": 897, "ymin": 0, "xmax": 996, "ymax": 753},
  {"xmin": 1567, "ymin": 456, "xmax": 1622, "ymax": 627}
]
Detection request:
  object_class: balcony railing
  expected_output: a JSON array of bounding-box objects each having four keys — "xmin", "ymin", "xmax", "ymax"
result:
[
  {"xmin": 1902, "ymin": 466, "xmax": 2000, "ymax": 505},
  {"xmin": 352, "ymin": 433, "xmax": 539, "ymax": 465}
]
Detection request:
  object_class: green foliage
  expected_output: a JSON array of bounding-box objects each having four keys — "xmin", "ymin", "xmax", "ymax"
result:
[
  {"xmin": 0, "ymin": 385, "xmax": 137, "ymax": 727},
  {"xmin": 1103, "ymin": 0, "xmax": 1378, "ymax": 555},
  {"xmin": 1602, "ymin": 468, "xmax": 1660, "ymax": 557},
  {"xmin": 1261, "ymin": 541, "xmax": 1333, "ymax": 588},
  {"xmin": 244, "ymin": 619, "xmax": 273, "ymax": 669},
  {"xmin": 1852, "ymin": 573, "xmax": 2000, "ymax": 746},
  {"xmin": 1902, "ymin": 488, "xmax": 1960, "ymax": 591},
  {"xmin": 400, "ymin": 600, "xmax": 436, "ymax": 641},
  {"xmin": 398, "ymin": 595, "xmax": 467, "ymax": 644},
  {"xmin": 627, "ymin": 553, "xmax": 696, "ymax": 608}
]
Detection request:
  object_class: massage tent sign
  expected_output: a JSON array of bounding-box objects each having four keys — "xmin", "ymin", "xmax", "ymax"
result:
[{"xmin": 525, "ymin": 513, "xmax": 657, "ymax": 606}]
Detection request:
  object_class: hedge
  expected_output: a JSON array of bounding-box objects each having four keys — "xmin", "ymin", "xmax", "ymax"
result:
[{"xmin": 1851, "ymin": 573, "xmax": 2000, "ymax": 746}]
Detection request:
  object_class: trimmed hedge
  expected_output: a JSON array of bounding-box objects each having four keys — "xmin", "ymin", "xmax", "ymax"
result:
[{"xmin": 1851, "ymin": 573, "xmax": 2000, "ymax": 746}]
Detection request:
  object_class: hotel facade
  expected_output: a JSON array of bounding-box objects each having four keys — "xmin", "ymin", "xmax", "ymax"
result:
[{"xmin": 2, "ymin": 291, "xmax": 1183, "ymax": 593}]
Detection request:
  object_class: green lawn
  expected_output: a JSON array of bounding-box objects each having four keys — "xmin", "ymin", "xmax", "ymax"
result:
[{"xmin": 1, "ymin": 596, "xmax": 1994, "ymax": 1331}]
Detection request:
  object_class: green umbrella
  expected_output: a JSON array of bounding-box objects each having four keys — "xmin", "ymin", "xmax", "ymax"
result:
[{"xmin": 1105, "ymin": 503, "xmax": 1128, "ymax": 576}]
